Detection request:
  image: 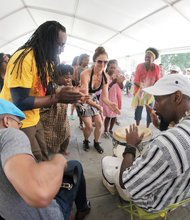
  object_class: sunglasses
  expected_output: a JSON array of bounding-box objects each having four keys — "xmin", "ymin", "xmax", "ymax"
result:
[{"xmin": 96, "ymin": 60, "xmax": 108, "ymax": 65}]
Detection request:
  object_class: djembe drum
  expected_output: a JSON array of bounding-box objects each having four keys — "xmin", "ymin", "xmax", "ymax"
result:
[{"xmin": 112, "ymin": 125, "xmax": 152, "ymax": 158}]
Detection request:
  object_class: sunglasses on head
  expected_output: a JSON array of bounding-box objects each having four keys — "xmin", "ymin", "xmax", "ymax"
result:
[{"xmin": 96, "ymin": 60, "xmax": 108, "ymax": 65}]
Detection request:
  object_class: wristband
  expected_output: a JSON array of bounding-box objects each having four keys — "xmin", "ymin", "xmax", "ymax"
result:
[{"xmin": 122, "ymin": 144, "xmax": 136, "ymax": 158}]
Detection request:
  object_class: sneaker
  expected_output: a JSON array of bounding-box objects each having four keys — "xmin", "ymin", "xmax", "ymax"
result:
[
  {"xmin": 70, "ymin": 115, "xmax": 75, "ymax": 120},
  {"xmin": 75, "ymin": 201, "xmax": 91, "ymax": 220},
  {"xmin": 94, "ymin": 140, "xmax": 104, "ymax": 154},
  {"xmin": 83, "ymin": 140, "xmax": 90, "ymax": 151}
]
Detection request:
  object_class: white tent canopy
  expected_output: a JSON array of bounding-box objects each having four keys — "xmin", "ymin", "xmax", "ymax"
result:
[{"xmin": 0, "ymin": 0, "xmax": 190, "ymax": 66}]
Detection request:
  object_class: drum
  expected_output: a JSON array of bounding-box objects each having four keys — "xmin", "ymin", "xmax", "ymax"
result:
[{"xmin": 112, "ymin": 125, "xmax": 152, "ymax": 158}]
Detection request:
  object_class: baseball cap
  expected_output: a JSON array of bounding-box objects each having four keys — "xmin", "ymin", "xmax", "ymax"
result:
[
  {"xmin": 143, "ymin": 74, "xmax": 190, "ymax": 97},
  {"xmin": 0, "ymin": 98, "xmax": 25, "ymax": 120}
]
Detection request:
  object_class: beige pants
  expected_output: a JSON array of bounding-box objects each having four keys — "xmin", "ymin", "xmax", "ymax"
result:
[{"xmin": 22, "ymin": 121, "xmax": 49, "ymax": 161}]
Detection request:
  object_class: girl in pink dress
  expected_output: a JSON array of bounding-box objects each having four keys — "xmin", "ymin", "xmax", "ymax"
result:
[{"xmin": 100, "ymin": 60, "xmax": 125, "ymax": 138}]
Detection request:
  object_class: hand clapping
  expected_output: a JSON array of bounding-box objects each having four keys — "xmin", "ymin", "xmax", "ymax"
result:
[{"xmin": 56, "ymin": 86, "xmax": 88, "ymax": 104}]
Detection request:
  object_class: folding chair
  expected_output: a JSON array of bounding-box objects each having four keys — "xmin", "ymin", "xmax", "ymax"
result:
[{"xmin": 118, "ymin": 197, "xmax": 190, "ymax": 220}]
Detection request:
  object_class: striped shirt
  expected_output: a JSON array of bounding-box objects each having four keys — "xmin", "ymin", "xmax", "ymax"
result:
[{"xmin": 122, "ymin": 116, "xmax": 190, "ymax": 212}]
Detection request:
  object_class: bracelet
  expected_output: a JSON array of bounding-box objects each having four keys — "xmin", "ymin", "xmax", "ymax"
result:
[{"xmin": 122, "ymin": 145, "xmax": 136, "ymax": 158}]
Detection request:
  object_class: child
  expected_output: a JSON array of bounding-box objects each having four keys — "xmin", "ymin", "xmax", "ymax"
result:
[{"xmin": 40, "ymin": 64, "xmax": 73, "ymax": 155}]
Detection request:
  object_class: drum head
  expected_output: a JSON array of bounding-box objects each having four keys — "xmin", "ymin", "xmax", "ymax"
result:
[{"xmin": 113, "ymin": 125, "xmax": 152, "ymax": 142}]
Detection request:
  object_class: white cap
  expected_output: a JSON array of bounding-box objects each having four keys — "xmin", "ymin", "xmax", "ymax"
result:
[{"xmin": 143, "ymin": 74, "xmax": 190, "ymax": 97}]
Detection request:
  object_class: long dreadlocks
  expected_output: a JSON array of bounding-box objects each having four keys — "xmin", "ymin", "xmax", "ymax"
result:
[{"xmin": 10, "ymin": 21, "xmax": 66, "ymax": 89}]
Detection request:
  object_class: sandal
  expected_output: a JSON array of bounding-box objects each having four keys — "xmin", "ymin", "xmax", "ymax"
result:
[{"xmin": 94, "ymin": 140, "xmax": 104, "ymax": 154}]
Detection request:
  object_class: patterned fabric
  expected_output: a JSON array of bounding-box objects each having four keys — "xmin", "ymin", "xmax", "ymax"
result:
[
  {"xmin": 76, "ymin": 94, "xmax": 99, "ymax": 117},
  {"xmin": 122, "ymin": 116, "xmax": 190, "ymax": 212},
  {"xmin": 40, "ymin": 103, "xmax": 70, "ymax": 153}
]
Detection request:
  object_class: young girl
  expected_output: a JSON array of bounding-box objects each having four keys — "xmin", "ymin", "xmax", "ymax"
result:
[
  {"xmin": 40, "ymin": 64, "xmax": 73, "ymax": 155},
  {"xmin": 100, "ymin": 60, "xmax": 125, "ymax": 138}
]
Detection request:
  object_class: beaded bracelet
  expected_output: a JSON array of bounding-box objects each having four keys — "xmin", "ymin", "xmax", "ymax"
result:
[{"xmin": 122, "ymin": 144, "xmax": 136, "ymax": 158}]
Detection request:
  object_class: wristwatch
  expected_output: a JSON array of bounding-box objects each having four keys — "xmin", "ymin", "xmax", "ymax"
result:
[{"xmin": 122, "ymin": 144, "xmax": 136, "ymax": 158}]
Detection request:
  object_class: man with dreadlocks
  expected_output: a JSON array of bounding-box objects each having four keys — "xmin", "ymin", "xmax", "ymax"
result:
[{"xmin": 0, "ymin": 21, "xmax": 83, "ymax": 161}]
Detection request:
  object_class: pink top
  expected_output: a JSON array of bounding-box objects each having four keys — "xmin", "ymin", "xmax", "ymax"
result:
[{"xmin": 100, "ymin": 79, "xmax": 122, "ymax": 118}]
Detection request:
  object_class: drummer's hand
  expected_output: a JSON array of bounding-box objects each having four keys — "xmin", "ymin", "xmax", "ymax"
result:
[
  {"xmin": 126, "ymin": 124, "xmax": 144, "ymax": 147},
  {"xmin": 145, "ymin": 104, "xmax": 159, "ymax": 128}
]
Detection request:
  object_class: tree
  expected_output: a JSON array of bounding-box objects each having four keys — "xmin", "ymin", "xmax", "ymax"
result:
[{"xmin": 161, "ymin": 52, "xmax": 190, "ymax": 74}]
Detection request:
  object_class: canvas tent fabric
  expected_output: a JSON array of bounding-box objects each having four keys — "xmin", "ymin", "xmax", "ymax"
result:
[{"xmin": 0, "ymin": 0, "xmax": 190, "ymax": 62}]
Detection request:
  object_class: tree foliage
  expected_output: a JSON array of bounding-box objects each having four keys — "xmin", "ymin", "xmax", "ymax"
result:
[{"xmin": 161, "ymin": 53, "xmax": 190, "ymax": 73}]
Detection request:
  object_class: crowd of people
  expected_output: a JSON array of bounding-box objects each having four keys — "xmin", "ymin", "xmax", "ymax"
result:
[{"xmin": 1, "ymin": 20, "xmax": 190, "ymax": 220}]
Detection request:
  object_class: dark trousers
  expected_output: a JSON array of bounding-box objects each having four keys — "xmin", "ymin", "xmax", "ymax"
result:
[{"xmin": 55, "ymin": 160, "xmax": 88, "ymax": 220}]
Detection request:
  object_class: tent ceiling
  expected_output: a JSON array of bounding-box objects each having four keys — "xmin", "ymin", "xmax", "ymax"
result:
[{"xmin": 0, "ymin": 0, "xmax": 190, "ymax": 62}]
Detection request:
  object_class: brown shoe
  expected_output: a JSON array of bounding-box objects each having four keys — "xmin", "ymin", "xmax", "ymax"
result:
[{"xmin": 75, "ymin": 201, "xmax": 91, "ymax": 220}]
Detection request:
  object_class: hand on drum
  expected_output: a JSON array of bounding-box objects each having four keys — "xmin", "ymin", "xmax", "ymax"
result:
[{"xmin": 125, "ymin": 124, "xmax": 144, "ymax": 147}]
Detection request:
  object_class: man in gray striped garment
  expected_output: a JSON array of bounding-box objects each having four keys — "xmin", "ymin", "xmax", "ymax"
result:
[{"xmin": 119, "ymin": 74, "xmax": 190, "ymax": 212}]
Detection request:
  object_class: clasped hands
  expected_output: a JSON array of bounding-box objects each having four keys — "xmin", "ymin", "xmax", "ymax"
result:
[{"xmin": 55, "ymin": 86, "xmax": 90, "ymax": 104}]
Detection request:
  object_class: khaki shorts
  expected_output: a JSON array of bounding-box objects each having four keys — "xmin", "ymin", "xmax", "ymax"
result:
[{"xmin": 22, "ymin": 121, "xmax": 49, "ymax": 161}]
